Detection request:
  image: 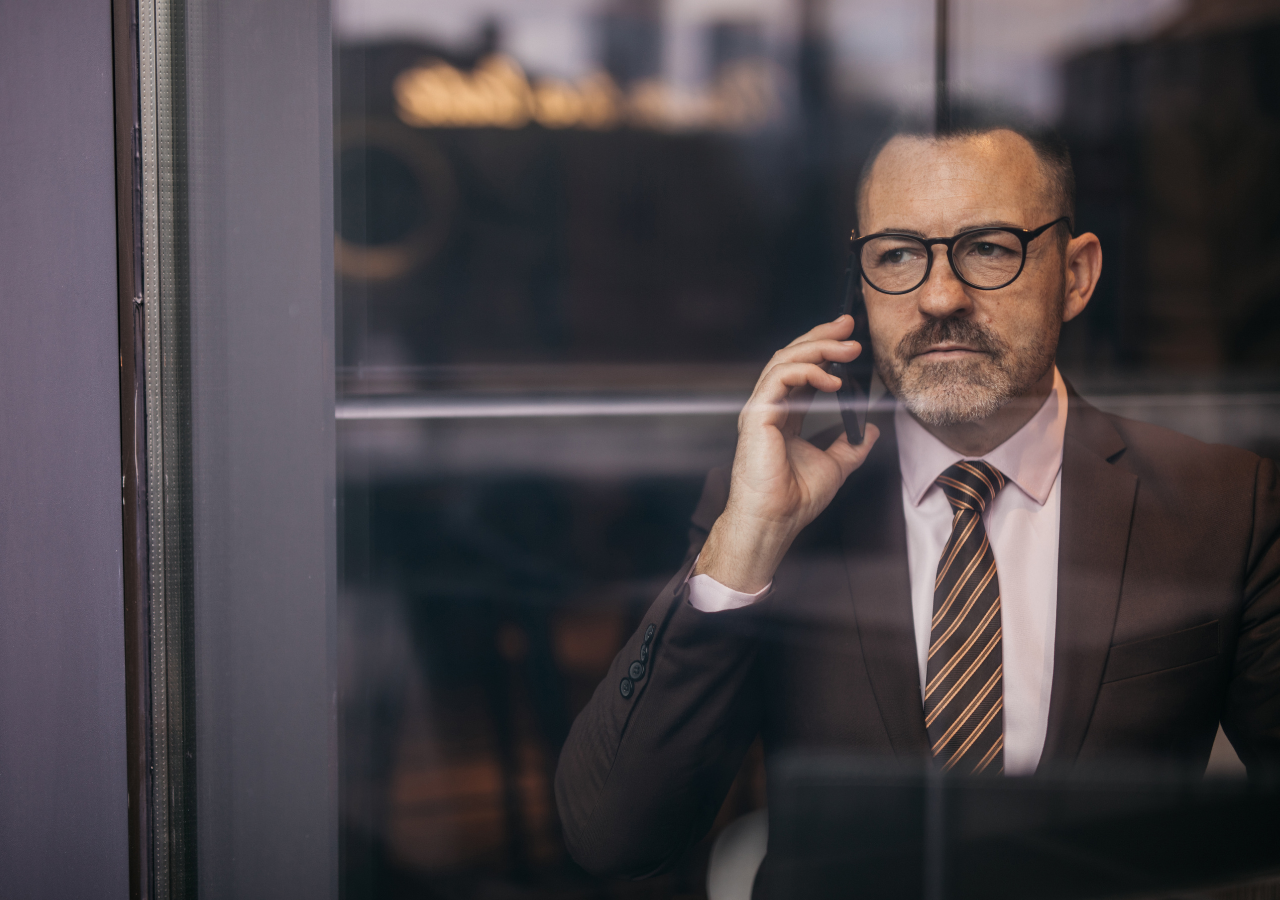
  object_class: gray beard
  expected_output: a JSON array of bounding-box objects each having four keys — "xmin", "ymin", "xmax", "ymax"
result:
[
  {"xmin": 890, "ymin": 355, "xmax": 1020, "ymax": 427},
  {"xmin": 876, "ymin": 316, "xmax": 1059, "ymax": 427}
]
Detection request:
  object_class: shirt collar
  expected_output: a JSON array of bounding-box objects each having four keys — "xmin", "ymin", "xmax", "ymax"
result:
[{"xmin": 895, "ymin": 367, "xmax": 1068, "ymax": 508}]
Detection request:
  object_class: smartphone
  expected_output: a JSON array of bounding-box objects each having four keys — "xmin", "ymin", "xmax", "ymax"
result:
[{"xmin": 829, "ymin": 252, "xmax": 874, "ymax": 445}]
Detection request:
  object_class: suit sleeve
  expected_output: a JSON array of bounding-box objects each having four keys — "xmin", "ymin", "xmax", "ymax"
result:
[
  {"xmin": 554, "ymin": 466, "xmax": 768, "ymax": 877},
  {"xmin": 1222, "ymin": 457, "xmax": 1280, "ymax": 774}
]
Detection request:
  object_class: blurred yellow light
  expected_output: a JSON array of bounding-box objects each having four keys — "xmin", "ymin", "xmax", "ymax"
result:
[
  {"xmin": 533, "ymin": 79, "xmax": 584, "ymax": 129},
  {"xmin": 393, "ymin": 54, "xmax": 781, "ymax": 133},
  {"xmin": 394, "ymin": 54, "xmax": 533, "ymax": 129},
  {"xmin": 575, "ymin": 72, "xmax": 622, "ymax": 130}
]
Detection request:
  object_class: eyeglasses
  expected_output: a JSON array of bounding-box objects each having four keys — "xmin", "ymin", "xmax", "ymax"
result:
[{"xmin": 851, "ymin": 216, "xmax": 1072, "ymax": 294}]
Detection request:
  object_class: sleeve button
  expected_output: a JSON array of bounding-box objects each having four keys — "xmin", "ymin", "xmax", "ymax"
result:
[
  {"xmin": 629, "ymin": 660, "xmax": 646, "ymax": 680},
  {"xmin": 639, "ymin": 643, "xmax": 649, "ymax": 662},
  {"xmin": 619, "ymin": 678, "xmax": 634, "ymax": 699},
  {"xmin": 644, "ymin": 624, "xmax": 656, "ymax": 643}
]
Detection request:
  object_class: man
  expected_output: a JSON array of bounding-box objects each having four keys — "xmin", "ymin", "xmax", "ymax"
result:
[{"xmin": 554, "ymin": 126, "xmax": 1280, "ymax": 879}]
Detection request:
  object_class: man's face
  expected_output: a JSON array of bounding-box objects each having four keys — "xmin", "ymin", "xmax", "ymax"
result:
[{"xmin": 860, "ymin": 130, "xmax": 1069, "ymax": 426}]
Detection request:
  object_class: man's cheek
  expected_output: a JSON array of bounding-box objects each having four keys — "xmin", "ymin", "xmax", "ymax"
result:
[{"xmin": 865, "ymin": 309, "xmax": 902, "ymax": 361}]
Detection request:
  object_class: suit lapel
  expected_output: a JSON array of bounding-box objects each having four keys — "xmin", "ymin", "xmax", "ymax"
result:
[
  {"xmin": 836, "ymin": 391, "xmax": 1137, "ymax": 766},
  {"xmin": 1037, "ymin": 392, "xmax": 1138, "ymax": 771},
  {"xmin": 842, "ymin": 413, "xmax": 930, "ymax": 758}
]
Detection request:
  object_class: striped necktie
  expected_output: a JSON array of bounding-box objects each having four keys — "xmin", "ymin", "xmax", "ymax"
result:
[{"xmin": 925, "ymin": 460, "xmax": 1007, "ymax": 774}]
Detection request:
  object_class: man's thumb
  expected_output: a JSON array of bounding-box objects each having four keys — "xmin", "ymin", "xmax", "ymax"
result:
[{"xmin": 825, "ymin": 423, "xmax": 880, "ymax": 478}]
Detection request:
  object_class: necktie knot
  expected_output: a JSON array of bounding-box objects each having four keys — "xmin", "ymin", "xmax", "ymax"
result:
[{"xmin": 937, "ymin": 461, "xmax": 1007, "ymax": 514}]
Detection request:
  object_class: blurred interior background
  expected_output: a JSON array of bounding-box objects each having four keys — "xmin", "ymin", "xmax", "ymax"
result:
[{"xmin": 333, "ymin": 1, "xmax": 1280, "ymax": 897}]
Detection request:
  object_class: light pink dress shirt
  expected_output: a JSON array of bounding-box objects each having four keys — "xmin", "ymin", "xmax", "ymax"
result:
[{"xmin": 688, "ymin": 369, "xmax": 1069, "ymax": 774}]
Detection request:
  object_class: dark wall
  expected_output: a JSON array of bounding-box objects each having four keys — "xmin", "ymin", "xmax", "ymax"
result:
[{"xmin": 0, "ymin": 0, "xmax": 129, "ymax": 897}]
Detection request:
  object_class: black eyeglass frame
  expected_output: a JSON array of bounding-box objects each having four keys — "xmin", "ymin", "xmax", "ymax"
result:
[{"xmin": 850, "ymin": 216, "xmax": 1073, "ymax": 295}]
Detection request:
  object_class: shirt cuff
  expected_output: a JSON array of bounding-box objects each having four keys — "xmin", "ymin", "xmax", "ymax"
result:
[{"xmin": 683, "ymin": 554, "xmax": 773, "ymax": 612}]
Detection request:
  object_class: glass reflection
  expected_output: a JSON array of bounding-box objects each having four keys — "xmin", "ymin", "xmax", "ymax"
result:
[{"xmin": 335, "ymin": 1, "xmax": 1280, "ymax": 896}]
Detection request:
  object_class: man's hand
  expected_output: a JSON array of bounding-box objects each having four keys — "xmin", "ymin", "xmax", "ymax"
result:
[{"xmin": 693, "ymin": 315, "xmax": 880, "ymax": 593}]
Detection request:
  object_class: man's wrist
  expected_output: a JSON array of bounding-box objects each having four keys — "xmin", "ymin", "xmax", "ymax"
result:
[{"xmin": 693, "ymin": 513, "xmax": 794, "ymax": 593}]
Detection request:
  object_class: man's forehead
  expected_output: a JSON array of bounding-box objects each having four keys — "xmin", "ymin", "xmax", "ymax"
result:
[{"xmin": 860, "ymin": 130, "xmax": 1053, "ymax": 234}]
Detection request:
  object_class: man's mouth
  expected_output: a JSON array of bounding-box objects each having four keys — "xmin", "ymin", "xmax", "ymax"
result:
[{"xmin": 912, "ymin": 343, "xmax": 987, "ymax": 360}]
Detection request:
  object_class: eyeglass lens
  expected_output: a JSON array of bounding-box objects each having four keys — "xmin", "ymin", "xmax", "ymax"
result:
[{"xmin": 860, "ymin": 229, "xmax": 1026, "ymax": 292}]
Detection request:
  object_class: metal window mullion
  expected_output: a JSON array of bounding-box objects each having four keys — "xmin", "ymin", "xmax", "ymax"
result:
[
  {"xmin": 137, "ymin": 1, "xmax": 167, "ymax": 896},
  {"xmin": 138, "ymin": 0, "xmax": 196, "ymax": 896}
]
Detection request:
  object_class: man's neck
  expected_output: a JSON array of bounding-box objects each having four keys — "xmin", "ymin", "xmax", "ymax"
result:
[{"xmin": 913, "ymin": 367, "xmax": 1057, "ymax": 457}]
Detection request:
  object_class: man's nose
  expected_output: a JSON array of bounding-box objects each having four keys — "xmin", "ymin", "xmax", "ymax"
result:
[{"xmin": 915, "ymin": 244, "xmax": 973, "ymax": 319}]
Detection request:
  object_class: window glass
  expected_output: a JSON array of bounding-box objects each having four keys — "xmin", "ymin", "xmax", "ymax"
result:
[{"xmin": 335, "ymin": 1, "xmax": 1280, "ymax": 896}]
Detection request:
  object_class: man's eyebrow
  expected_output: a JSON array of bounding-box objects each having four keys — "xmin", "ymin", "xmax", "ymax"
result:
[
  {"xmin": 961, "ymin": 220, "xmax": 1025, "ymax": 231},
  {"xmin": 866, "ymin": 220, "xmax": 1028, "ymax": 237},
  {"xmin": 868, "ymin": 226, "xmax": 929, "ymax": 238}
]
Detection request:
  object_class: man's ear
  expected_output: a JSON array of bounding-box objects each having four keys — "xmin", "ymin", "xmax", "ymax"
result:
[{"xmin": 1062, "ymin": 232, "xmax": 1102, "ymax": 323}]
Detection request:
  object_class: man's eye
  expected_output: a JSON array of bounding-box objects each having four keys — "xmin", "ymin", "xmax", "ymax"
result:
[
  {"xmin": 971, "ymin": 242, "xmax": 1016, "ymax": 257},
  {"xmin": 962, "ymin": 238, "xmax": 1017, "ymax": 258},
  {"xmin": 881, "ymin": 248, "xmax": 912, "ymax": 265}
]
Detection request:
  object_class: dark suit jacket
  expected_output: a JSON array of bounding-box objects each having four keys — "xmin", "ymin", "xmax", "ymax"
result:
[{"xmin": 554, "ymin": 391, "xmax": 1280, "ymax": 878}]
